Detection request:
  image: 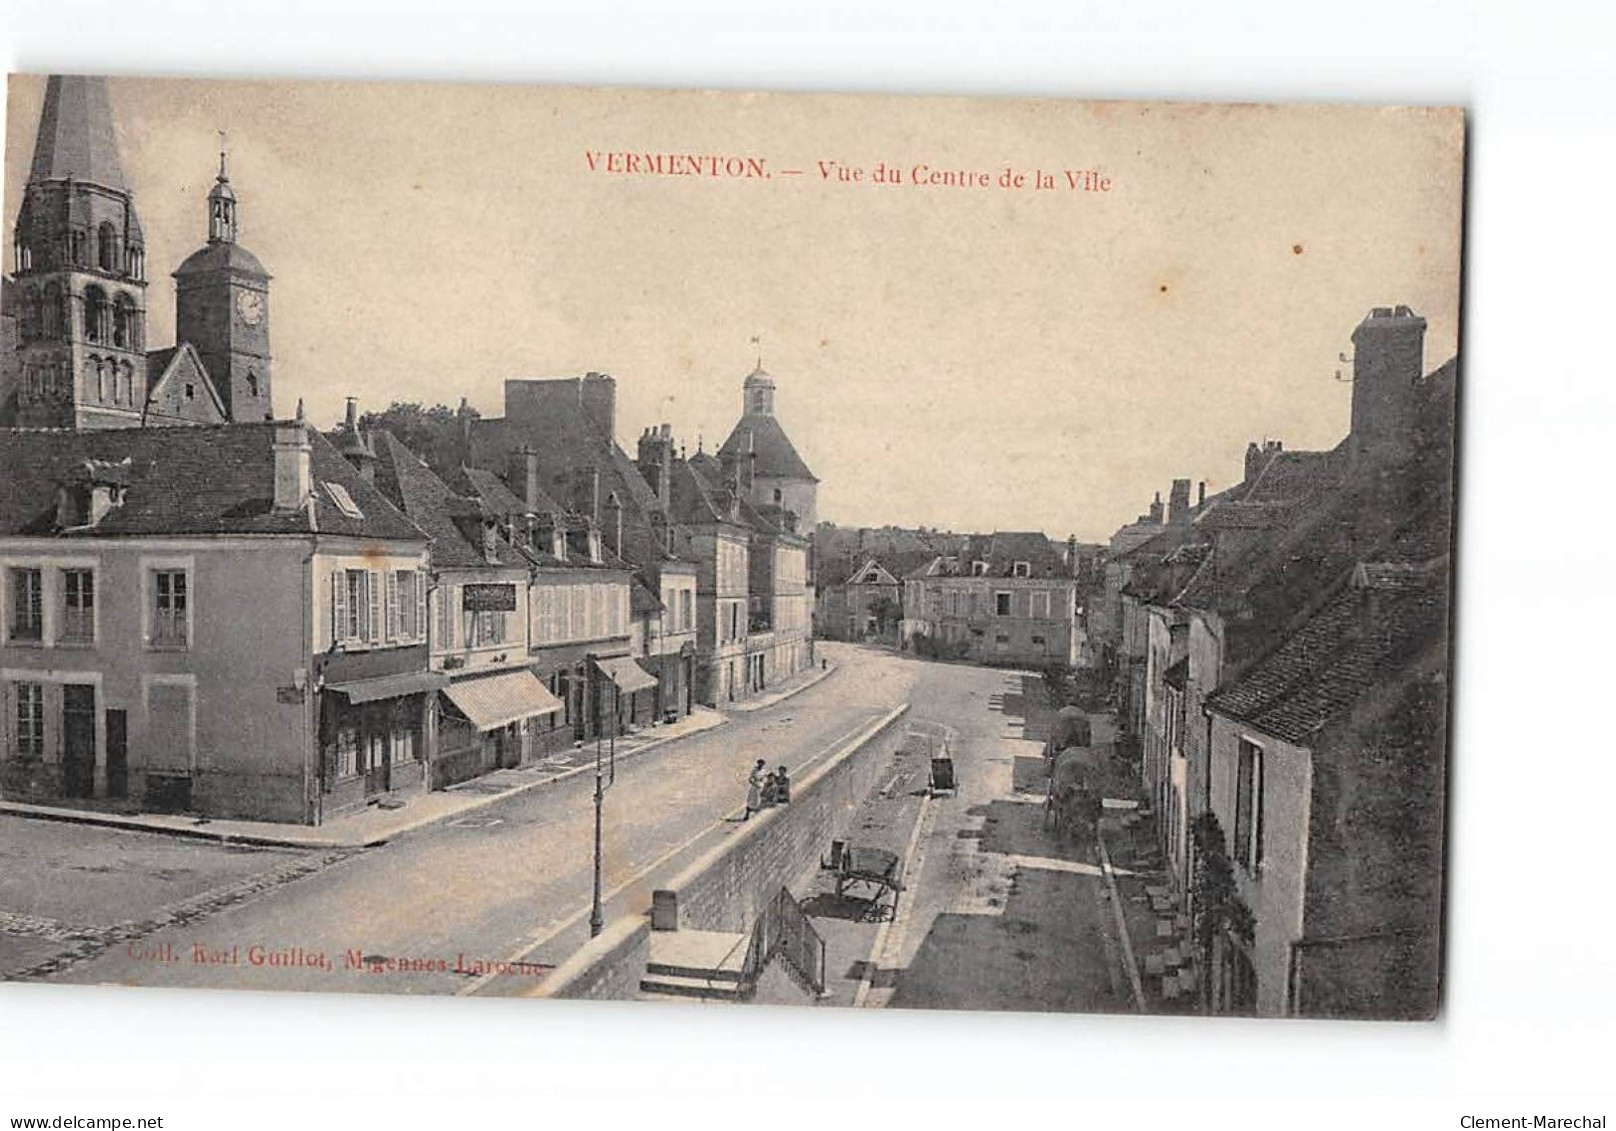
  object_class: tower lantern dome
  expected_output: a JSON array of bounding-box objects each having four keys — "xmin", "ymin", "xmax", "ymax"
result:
[{"xmin": 743, "ymin": 364, "xmax": 776, "ymax": 416}]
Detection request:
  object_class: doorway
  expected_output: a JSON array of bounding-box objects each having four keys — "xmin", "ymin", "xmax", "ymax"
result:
[
  {"xmin": 62, "ymin": 684, "xmax": 96, "ymax": 799},
  {"xmin": 105, "ymin": 709, "xmax": 128, "ymax": 799}
]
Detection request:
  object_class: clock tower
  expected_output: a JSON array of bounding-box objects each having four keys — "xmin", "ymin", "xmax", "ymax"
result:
[{"xmin": 174, "ymin": 149, "xmax": 272, "ymax": 422}]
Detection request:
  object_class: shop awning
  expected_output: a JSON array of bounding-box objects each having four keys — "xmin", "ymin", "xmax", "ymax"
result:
[
  {"xmin": 329, "ymin": 670, "xmax": 449, "ymax": 704},
  {"xmin": 442, "ymin": 670, "xmax": 563, "ymax": 732},
  {"xmin": 593, "ymin": 655, "xmax": 658, "ymax": 695}
]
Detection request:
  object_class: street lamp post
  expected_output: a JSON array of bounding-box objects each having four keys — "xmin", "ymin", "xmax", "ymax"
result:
[{"xmin": 589, "ymin": 672, "xmax": 619, "ymax": 938}]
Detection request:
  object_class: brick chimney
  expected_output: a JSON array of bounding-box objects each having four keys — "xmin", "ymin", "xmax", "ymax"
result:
[
  {"xmin": 637, "ymin": 423, "xmax": 674, "ymax": 511},
  {"xmin": 572, "ymin": 465, "xmax": 600, "ymax": 521},
  {"xmin": 273, "ymin": 419, "xmax": 312, "ymax": 513},
  {"xmin": 1350, "ymin": 305, "xmax": 1427, "ymax": 466},
  {"xmin": 506, "ymin": 445, "xmax": 541, "ymax": 510},
  {"xmin": 1167, "ymin": 479, "xmax": 1192, "ymax": 526}
]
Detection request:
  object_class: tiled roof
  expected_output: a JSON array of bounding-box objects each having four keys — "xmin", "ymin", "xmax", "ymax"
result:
[
  {"xmin": 452, "ymin": 465, "xmax": 538, "ymax": 516},
  {"xmin": 371, "ymin": 430, "xmax": 523, "ymax": 569},
  {"xmin": 717, "ymin": 412, "xmax": 816, "ymax": 482},
  {"xmin": 1205, "ymin": 566, "xmax": 1449, "ymax": 746},
  {"xmin": 0, "ymin": 422, "xmax": 424, "ymax": 540}
]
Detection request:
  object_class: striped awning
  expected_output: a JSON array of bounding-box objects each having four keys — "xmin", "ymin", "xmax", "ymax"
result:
[
  {"xmin": 442, "ymin": 670, "xmax": 563, "ymax": 732},
  {"xmin": 593, "ymin": 655, "xmax": 658, "ymax": 694}
]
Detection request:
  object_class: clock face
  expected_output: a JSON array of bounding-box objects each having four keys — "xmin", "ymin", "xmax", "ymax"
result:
[{"xmin": 236, "ymin": 290, "xmax": 263, "ymax": 327}]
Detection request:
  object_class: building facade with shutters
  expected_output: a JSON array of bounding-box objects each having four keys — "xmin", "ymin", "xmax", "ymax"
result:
[{"xmin": 0, "ymin": 418, "xmax": 436, "ymax": 824}]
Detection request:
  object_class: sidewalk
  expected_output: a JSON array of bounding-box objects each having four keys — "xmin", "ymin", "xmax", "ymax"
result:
[
  {"xmin": 0, "ymin": 706, "xmax": 728, "ymax": 851},
  {"xmin": 724, "ymin": 660, "xmax": 838, "ymax": 713}
]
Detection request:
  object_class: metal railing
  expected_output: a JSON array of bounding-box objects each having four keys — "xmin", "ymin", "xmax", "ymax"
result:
[{"xmin": 739, "ymin": 886, "xmax": 826, "ymax": 998}]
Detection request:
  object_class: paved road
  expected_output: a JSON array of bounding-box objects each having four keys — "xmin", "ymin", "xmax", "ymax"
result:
[
  {"xmin": 4, "ymin": 645, "xmax": 1144, "ymax": 1012},
  {"xmin": 1, "ymin": 643, "xmax": 916, "ymax": 997},
  {"xmin": 766, "ymin": 657, "xmax": 1141, "ymax": 1014}
]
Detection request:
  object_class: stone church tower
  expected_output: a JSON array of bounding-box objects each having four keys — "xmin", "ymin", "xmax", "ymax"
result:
[
  {"xmin": 9, "ymin": 75, "xmax": 151, "ymax": 429},
  {"xmin": 174, "ymin": 151, "xmax": 274, "ymax": 422}
]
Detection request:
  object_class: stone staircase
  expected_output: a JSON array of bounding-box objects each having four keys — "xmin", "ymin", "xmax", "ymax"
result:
[{"xmin": 639, "ymin": 929, "xmax": 750, "ymax": 1002}]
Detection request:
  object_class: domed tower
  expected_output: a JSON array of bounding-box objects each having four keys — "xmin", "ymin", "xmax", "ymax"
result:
[
  {"xmin": 9, "ymin": 75, "xmax": 150, "ymax": 429},
  {"xmin": 173, "ymin": 147, "xmax": 273, "ymax": 422},
  {"xmin": 717, "ymin": 362, "xmax": 818, "ymax": 531}
]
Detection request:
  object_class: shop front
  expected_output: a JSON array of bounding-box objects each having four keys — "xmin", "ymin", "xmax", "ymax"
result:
[
  {"xmin": 320, "ymin": 667, "xmax": 447, "ymax": 817},
  {"xmin": 592, "ymin": 654, "xmax": 659, "ymax": 734},
  {"xmin": 433, "ymin": 668, "xmax": 564, "ymax": 789}
]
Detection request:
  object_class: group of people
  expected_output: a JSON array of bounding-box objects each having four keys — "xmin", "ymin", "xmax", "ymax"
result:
[{"xmin": 744, "ymin": 759, "xmax": 791, "ymax": 818}]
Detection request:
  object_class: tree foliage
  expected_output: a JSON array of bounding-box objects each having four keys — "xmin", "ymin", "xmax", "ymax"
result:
[{"xmin": 356, "ymin": 401, "xmax": 475, "ymax": 475}]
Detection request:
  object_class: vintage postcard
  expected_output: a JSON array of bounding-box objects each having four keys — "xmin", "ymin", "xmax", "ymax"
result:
[{"xmin": 0, "ymin": 75, "xmax": 1461, "ymax": 1019}]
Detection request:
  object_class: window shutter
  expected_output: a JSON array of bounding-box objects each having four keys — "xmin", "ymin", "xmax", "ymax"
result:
[
  {"xmin": 333, "ymin": 570, "xmax": 349, "ymax": 643},
  {"xmin": 385, "ymin": 571, "xmax": 399, "ymax": 641},
  {"xmin": 368, "ymin": 570, "xmax": 382, "ymax": 643},
  {"xmin": 415, "ymin": 572, "xmax": 427, "ymax": 642}
]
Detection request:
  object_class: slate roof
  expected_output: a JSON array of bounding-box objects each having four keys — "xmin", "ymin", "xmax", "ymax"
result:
[
  {"xmin": 0, "ymin": 422, "xmax": 424, "ymax": 541},
  {"xmin": 717, "ymin": 412, "xmax": 817, "ymax": 483},
  {"xmin": 173, "ymin": 240, "xmax": 269, "ymax": 279},
  {"xmin": 370, "ymin": 430, "xmax": 524, "ymax": 569},
  {"xmin": 1204, "ymin": 565, "xmax": 1449, "ymax": 746},
  {"xmin": 452, "ymin": 464, "xmax": 540, "ymax": 517},
  {"xmin": 28, "ymin": 75, "xmax": 126, "ymax": 189}
]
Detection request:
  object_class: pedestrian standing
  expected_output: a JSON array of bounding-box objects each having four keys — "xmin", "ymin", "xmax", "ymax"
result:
[
  {"xmin": 745, "ymin": 759, "xmax": 766, "ymax": 819},
  {"xmin": 774, "ymin": 765, "xmax": 791, "ymax": 804}
]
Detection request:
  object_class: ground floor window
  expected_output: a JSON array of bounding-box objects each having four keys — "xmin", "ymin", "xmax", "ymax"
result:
[{"xmin": 10, "ymin": 681, "xmax": 44, "ymax": 757}]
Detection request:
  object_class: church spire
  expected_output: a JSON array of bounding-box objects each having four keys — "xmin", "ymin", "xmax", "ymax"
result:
[
  {"xmin": 208, "ymin": 131, "xmax": 238, "ymax": 243},
  {"xmin": 27, "ymin": 75, "xmax": 128, "ymax": 189}
]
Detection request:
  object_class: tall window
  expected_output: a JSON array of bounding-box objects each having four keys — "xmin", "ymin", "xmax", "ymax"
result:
[
  {"xmin": 681, "ymin": 589, "xmax": 692, "ymax": 633},
  {"xmin": 11, "ymin": 682, "xmax": 44, "ymax": 757},
  {"xmin": 97, "ymin": 223, "xmax": 118, "ymax": 272},
  {"xmin": 1030, "ymin": 590, "xmax": 1051, "ymax": 619},
  {"xmin": 996, "ymin": 591, "xmax": 1012, "ymax": 617},
  {"xmin": 1235, "ymin": 740, "xmax": 1264, "ymax": 874},
  {"xmin": 334, "ymin": 569, "xmax": 377, "ymax": 643},
  {"xmin": 151, "ymin": 570, "xmax": 189, "ymax": 647},
  {"xmin": 462, "ymin": 609, "xmax": 507, "ymax": 648},
  {"xmin": 84, "ymin": 285, "xmax": 109, "ymax": 344},
  {"xmin": 435, "ymin": 583, "xmax": 456, "ymax": 649},
  {"xmin": 8, "ymin": 568, "xmax": 42, "ymax": 642},
  {"xmin": 113, "ymin": 295, "xmax": 135, "ymax": 348},
  {"xmin": 61, "ymin": 569, "xmax": 94, "ymax": 643}
]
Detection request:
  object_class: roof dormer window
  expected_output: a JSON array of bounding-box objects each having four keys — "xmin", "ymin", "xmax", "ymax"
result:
[
  {"xmin": 1012, "ymin": 561, "xmax": 1031, "ymax": 578},
  {"xmin": 972, "ymin": 560, "xmax": 989, "ymax": 577},
  {"xmin": 325, "ymin": 482, "xmax": 363, "ymax": 519}
]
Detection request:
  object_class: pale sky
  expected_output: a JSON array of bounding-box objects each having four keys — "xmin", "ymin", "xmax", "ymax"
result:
[{"xmin": 4, "ymin": 76, "xmax": 1463, "ymax": 541}]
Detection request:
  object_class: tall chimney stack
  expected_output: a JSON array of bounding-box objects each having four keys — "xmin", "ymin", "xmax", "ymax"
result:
[{"xmin": 1168, "ymin": 479, "xmax": 1193, "ymax": 526}]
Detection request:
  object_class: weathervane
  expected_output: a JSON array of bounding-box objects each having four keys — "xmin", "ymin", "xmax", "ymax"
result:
[
  {"xmin": 216, "ymin": 129, "xmax": 229, "ymax": 179},
  {"xmin": 749, "ymin": 332, "xmax": 764, "ymax": 369}
]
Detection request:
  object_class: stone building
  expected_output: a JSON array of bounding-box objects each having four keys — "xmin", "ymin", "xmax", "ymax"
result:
[
  {"xmin": 4, "ymin": 75, "xmax": 272, "ymax": 429},
  {"xmin": 0, "ymin": 416, "xmax": 436, "ymax": 824},
  {"xmin": 901, "ymin": 533, "xmax": 1080, "ymax": 667}
]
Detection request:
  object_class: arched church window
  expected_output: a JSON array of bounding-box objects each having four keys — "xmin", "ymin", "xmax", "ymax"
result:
[
  {"xmin": 113, "ymin": 294, "xmax": 135, "ymax": 348},
  {"xmin": 13, "ymin": 244, "xmax": 30, "ymax": 273},
  {"xmin": 42, "ymin": 283, "xmax": 64, "ymax": 339},
  {"xmin": 70, "ymin": 230, "xmax": 86, "ymax": 266},
  {"xmin": 97, "ymin": 223, "xmax": 118, "ymax": 272},
  {"xmin": 128, "ymin": 244, "xmax": 144, "ymax": 280},
  {"xmin": 246, "ymin": 370, "xmax": 259, "ymax": 397},
  {"xmin": 92, "ymin": 357, "xmax": 106, "ymax": 402},
  {"xmin": 118, "ymin": 363, "xmax": 133, "ymax": 406},
  {"xmin": 84, "ymin": 286, "xmax": 109, "ymax": 344}
]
